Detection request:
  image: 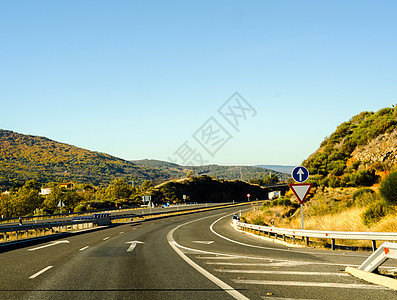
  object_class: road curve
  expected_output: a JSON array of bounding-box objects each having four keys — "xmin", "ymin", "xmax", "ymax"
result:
[{"xmin": 0, "ymin": 204, "xmax": 395, "ymax": 300}]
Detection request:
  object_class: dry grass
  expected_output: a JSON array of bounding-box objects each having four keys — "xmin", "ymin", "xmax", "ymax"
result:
[
  {"xmin": 288, "ymin": 207, "xmax": 368, "ymax": 232},
  {"xmin": 241, "ymin": 187, "xmax": 397, "ymax": 249}
]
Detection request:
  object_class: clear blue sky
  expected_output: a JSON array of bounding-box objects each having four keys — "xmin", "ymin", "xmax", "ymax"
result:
[{"xmin": 1, "ymin": 1, "xmax": 397, "ymax": 166}]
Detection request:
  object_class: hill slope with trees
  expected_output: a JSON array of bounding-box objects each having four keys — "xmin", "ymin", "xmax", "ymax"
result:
[{"xmin": 0, "ymin": 130, "xmax": 171, "ymax": 190}]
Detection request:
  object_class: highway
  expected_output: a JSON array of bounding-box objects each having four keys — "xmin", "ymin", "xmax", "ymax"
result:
[
  {"xmin": 0, "ymin": 203, "xmax": 231, "ymax": 227},
  {"xmin": 0, "ymin": 204, "xmax": 396, "ymax": 299}
]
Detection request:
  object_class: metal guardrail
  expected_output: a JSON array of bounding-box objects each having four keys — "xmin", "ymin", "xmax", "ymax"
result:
[
  {"xmin": 0, "ymin": 202, "xmax": 247, "ymax": 244},
  {"xmin": 237, "ymin": 221, "xmax": 397, "ymax": 250},
  {"xmin": 357, "ymin": 242, "xmax": 397, "ymax": 272}
]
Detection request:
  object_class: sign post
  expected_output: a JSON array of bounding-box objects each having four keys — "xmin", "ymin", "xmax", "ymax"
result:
[
  {"xmin": 290, "ymin": 166, "xmax": 311, "ymax": 230},
  {"xmin": 57, "ymin": 200, "xmax": 65, "ymax": 214}
]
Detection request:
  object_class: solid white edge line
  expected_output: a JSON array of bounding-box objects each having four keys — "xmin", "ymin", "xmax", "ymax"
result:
[
  {"xmin": 167, "ymin": 213, "xmax": 249, "ymax": 300},
  {"xmin": 29, "ymin": 266, "xmax": 53, "ymax": 279},
  {"xmin": 210, "ymin": 214, "xmax": 368, "ymax": 258}
]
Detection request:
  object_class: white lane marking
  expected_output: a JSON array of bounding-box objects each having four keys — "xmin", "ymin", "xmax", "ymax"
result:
[
  {"xmin": 210, "ymin": 214, "xmax": 368, "ymax": 258},
  {"xmin": 167, "ymin": 213, "xmax": 249, "ymax": 300},
  {"xmin": 215, "ymin": 270, "xmax": 349, "ymax": 276},
  {"xmin": 29, "ymin": 266, "xmax": 53, "ymax": 279},
  {"xmin": 103, "ymin": 237, "xmax": 110, "ymax": 241},
  {"xmin": 119, "ymin": 232, "xmax": 124, "ymax": 234},
  {"xmin": 126, "ymin": 241, "xmax": 145, "ymax": 252},
  {"xmin": 72, "ymin": 226, "xmax": 107, "ymax": 233},
  {"xmin": 261, "ymin": 297, "xmax": 318, "ymax": 300},
  {"xmin": 207, "ymin": 261, "xmax": 312, "ymax": 267},
  {"xmin": 232, "ymin": 279, "xmax": 387, "ymax": 290},
  {"xmin": 176, "ymin": 242, "xmax": 359, "ymax": 268},
  {"xmin": 198, "ymin": 256, "xmax": 243, "ymax": 260},
  {"xmin": 79, "ymin": 246, "xmax": 89, "ymax": 251},
  {"xmin": 28, "ymin": 240, "xmax": 70, "ymax": 251},
  {"xmin": 192, "ymin": 241, "xmax": 214, "ymax": 245}
]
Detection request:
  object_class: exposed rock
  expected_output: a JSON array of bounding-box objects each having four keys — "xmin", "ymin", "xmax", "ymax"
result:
[{"xmin": 352, "ymin": 129, "xmax": 397, "ymax": 164}]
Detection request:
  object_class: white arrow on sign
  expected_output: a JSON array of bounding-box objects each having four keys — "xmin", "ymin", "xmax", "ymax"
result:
[
  {"xmin": 297, "ymin": 168, "xmax": 305, "ymax": 182},
  {"xmin": 28, "ymin": 240, "xmax": 70, "ymax": 251},
  {"xmin": 126, "ymin": 241, "xmax": 145, "ymax": 252}
]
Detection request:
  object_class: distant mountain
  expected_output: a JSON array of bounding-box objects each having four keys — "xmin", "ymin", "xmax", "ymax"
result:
[
  {"xmin": 0, "ymin": 130, "xmax": 291, "ymax": 191},
  {"xmin": 254, "ymin": 165, "xmax": 295, "ymax": 174},
  {"xmin": 0, "ymin": 130, "xmax": 172, "ymax": 190},
  {"xmin": 132, "ymin": 160, "xmax": 291, "ymax": 182}
]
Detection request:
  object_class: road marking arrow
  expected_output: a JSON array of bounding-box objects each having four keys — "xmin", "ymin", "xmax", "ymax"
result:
[
  {"xmin": 28, "ymin": 240, "xmax": 70, "ymax": 251},
  {"xmin": 126, "ymin": 241, "xmax": 145, "ymax": 252}
]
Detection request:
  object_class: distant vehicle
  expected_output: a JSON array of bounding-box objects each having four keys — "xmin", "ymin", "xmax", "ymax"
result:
[
  {"xmin": 268, "ymin": 191, "xmax": 281, "ymax": 200},
  {"xmin": 232, "ymin": 214, "xmax": 240, "ymax": 221}
]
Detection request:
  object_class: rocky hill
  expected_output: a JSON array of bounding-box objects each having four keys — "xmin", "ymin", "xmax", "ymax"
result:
[{"xmin": 303, "ymin": 106, "xmax": 397, "ymax": 186}]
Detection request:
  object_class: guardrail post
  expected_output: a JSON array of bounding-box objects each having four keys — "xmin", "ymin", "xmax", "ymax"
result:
[
  {"xmin": 15, "ymin": 231, "xmax": 18, "ymax": 240},
  {"xmin": 331, "ymin": 238, "xmax": 336, "ymax": 250},
  {"xmin": 305, "ymin": 236, "xmax": 310, "ymax": 246},
  {"xmin": 35, "ymin": 229, "xmax": 38, "ymax": 237},
  {"xmin": 25, "ymin": 230, "xmax": 28, "ymax": 238},
  {"xmin": 283, "ymin": 234, "xmax": 286, "ymax": 242},
  {"xmin": 372, "ymin": 240, "xmax": 377, "ymax": 251},
  {"xmin": 4, "ymin": 233, "xmax": 7, "ymax": 241}
]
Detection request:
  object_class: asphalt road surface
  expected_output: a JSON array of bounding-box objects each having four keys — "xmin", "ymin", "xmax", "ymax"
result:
[{"xmin": 0, "ymin": 204, "xmax": 395, "ymax": 300}]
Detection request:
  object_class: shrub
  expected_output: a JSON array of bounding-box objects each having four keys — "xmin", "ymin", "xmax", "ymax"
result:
[
  {"xmin": 361, "ymin": 200, "xmax": 388, "ymax": 227},
  {"xmin": 73, "ymin": 205, "xmax": 87, "ymax": 213},
  {"xmin": 379, "ymin": 172, "xmax": 397, "ymax": 205},
  {"xmin": 352, "ymin": 188, "xmax": 375, "ymax": 201},
  {"xmin": 353, "ymin": 189, "xmax": 379, "ymax": 207}
]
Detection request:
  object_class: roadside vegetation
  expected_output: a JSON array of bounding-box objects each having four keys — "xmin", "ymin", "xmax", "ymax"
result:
[
  {"xmin": 242, "ymin": 171, "xmax": 397, "ymax": 248},
  {"xmin": 0, "ymin": 175, "xmax": 273, "ymax": 219},
  {"xmin": 242, "ymin": 106, "xmax": 397, "ymax": 249}
]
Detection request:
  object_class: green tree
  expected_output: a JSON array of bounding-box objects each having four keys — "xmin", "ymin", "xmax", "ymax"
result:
[
  {"xmin": 141, "ymin": 180, "xmax": 154, "ymax": 191},
  {"xmin": 0, "ymin": 193, "xmax": 13, "ymax": 218},
  {"xmin": 42, "ymin": 186, "xmax": 63, "ymax": 213},
  {"xmin": 12, "ymin": 182, "xmax": 43, "ymax": 216},
  {"xmin": 106, "ymin": 178, "xmax": 132, "ymax": 201}
]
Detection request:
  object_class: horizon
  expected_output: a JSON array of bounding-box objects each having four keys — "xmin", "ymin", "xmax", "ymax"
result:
[{"xmin": 2, "ymin": 1, "xmax": 396, "ymax": 166}]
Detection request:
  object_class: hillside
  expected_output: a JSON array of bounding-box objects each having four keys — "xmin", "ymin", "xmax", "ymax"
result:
[
  {"xmin": 303, "ymin": 106, "xmax": 397, "ymax": 186},
  {"xmin": 0, "ymin": 130, "xmax": 171, "ymax": 190},
  {"xmin": 254, "ymin": 165, "xmax": 295, "ymax": 174},
  {"xmin": 151, "ymin": 175, "xmax": 272, "ymax": 204},
  {"xmin": 0, "ymin": 131, "xmax": 290, "ymax": 191},
  {"xmin": 132, "ymin": 159, "xmax": 290, "ymax": 182}
]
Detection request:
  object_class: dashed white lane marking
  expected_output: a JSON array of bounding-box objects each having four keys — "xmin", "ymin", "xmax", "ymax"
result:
[
  {"xmin": 29, "ymin": 266, "xmax": 53, "ymax": 279},
  {"xmin": 119, "ymin": 232, "xmax": 124, "ymax": 234},
  {"xmin": 215, "ymin": 270, "xmax": 349, "ymax": 276},
  {"xmin": 232, "ymin": 279, "xmax": 387, "ymax": 289},
  {"xmin": 28, "ymin": 240, "xmax": 70, "ymax": 251},
  {"xmin": 79, "ymin": 246, "xmax": 89, "ymax": 251},
  {"xmin": 103, "ymin": 237, "xmax": 110, "ymax": 241}
]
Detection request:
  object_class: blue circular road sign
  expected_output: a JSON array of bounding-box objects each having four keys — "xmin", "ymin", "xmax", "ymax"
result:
[{"xmin": 291, "ymin": 166, "xmax": 309, "ymax": 183}]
